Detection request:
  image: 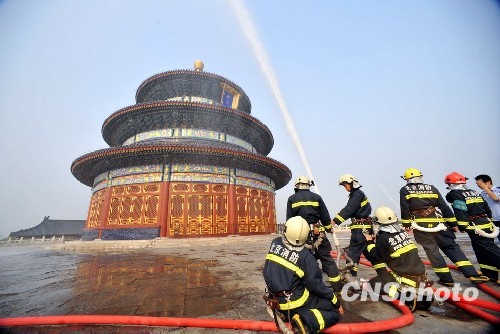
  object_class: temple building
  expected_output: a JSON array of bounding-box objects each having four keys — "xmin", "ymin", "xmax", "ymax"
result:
[
  {"xmin": 71, "ymin": 61, "xmax": 291, "ymax": 240},
  {"xmin": 9, "ymin": 217, "xmax": 85, "ymax": 240}
]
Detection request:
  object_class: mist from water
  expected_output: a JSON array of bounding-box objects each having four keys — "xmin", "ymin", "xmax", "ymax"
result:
[
  {"xmin": 378, "ymin": 183, "xmax": 400, "ymax": 213},
  {"xmin": 228, "ymin": 0, "xmax": 319, "ymax": 194}
]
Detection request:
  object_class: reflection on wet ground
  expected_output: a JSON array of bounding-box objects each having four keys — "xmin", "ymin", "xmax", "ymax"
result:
[
  {"xmin": 73, "ymin": 254, "xmax": 229, "ymax": 317},
  {"xmin": 0, "ymin": 246, "xmax": 83, "ymax": 318},
  {"xmin": 0, "ymin": 243, "xmax": 395, "ymax": 333},
  {"xmin": 423, "ymin": 303, "xmax": 478, "ymax": 321},
  {"xmin": 0, "ymin": 248, "xmax": 231, "ymax": 319}
]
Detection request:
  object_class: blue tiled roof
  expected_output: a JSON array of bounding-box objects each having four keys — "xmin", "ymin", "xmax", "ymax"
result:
[{"xmin": 9, "ymin": 216, "xmax": 85, "ymax": 238}]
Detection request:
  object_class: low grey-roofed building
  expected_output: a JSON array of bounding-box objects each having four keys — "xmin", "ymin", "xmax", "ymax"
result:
[{"xmin": 9, "ymin": 216, "xmax": 85, "ymax": 240}]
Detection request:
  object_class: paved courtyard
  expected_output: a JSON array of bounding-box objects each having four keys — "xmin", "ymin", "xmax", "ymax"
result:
[{"xmin": 0, "ymin": 231, "xmax": 498, "ymax": 333}]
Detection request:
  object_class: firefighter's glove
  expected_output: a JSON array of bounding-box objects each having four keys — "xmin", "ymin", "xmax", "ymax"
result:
[
  {"xmin": 363, "ymin": 230, "xmax": 373, "ymax": 241},
  {"xmin": 312, "ymin": 224, "xmax": 320, "ymax": 236}
]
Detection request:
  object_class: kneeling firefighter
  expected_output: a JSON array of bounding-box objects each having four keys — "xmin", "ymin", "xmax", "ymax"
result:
[
  {"xmin": 263, "ymin": 216, "xmax": 343, "ymax": 334},
  {"xmin": 363, "ymin": 206, "xmax": 434, "ymax": 312}
]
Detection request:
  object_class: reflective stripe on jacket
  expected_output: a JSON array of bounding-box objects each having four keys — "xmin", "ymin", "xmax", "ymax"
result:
[
  {"xmin": 399, "ymin": 183, "xmax": 457, "ymax": 228},
  {"xmin": 333, "ymin": 188, "xmax": 371, "ymax": 226},
  {"xmin": 263, "ymin": 237, "xmax": 339, "ymax": 310},
  {"xmin": 446, "ymin": 189, "xmax": 495, "ymax": 232},
  {"xmin": 286, "ymin": 189, "xmax": 332, "ymax": 232},
  {"xmin": 366, "ymin": 229, "xmax": 425, "ymax": 287}
]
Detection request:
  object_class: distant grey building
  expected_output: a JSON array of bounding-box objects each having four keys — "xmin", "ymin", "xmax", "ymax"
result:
[{"xmin": 9, "ymin": 216, "xmax": 85, "ymax": 240}]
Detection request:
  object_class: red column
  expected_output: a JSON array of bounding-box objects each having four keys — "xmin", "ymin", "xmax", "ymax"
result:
[
  {"xmin": 270, "ymin": 191, "xmax": 276, "ymax": 233},
  {"xmin": 158, "ymin": 181, "xmax": 170, "ymax": 238},
  {"xmin": 228, "ymin": 184, "xmax": 237, "ymax": 235}
]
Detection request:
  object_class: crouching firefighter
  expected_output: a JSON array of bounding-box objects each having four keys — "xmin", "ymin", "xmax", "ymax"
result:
[
  {"xmin": 363, "ymin": 206, "xmax": 434, "ymax": 312},
  {"xmin": 263, "ymin": 216, "xmax": 343, "ymax": 334}
]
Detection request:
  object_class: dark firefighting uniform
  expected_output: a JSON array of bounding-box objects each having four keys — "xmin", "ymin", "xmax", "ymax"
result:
[
  {"xmin": 366, "ymin": 228, "xmax": 429, "ymax": 311},
  {"xmin": 263, "ymin": 237, "xmax": 341, "ymax": 333},
  {"xmin": 446, "ymin": 188, "xmax": 500, "ymax": 281},
  {"xmin": 332, "ymin": 188, "xmax": 373, "ymax": 276},
  {"xmin": 400, "ymin": 183, "xmax": 480, "ymax": 283},
  {"xmin": 287, "ymin": 189, "xmax": 343, "ymax": 291}
]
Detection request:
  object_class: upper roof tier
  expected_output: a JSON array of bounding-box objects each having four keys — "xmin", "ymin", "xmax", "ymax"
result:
[{"xmin": 135, "ymin": 69, "xmax": 252, "ymax": 114}]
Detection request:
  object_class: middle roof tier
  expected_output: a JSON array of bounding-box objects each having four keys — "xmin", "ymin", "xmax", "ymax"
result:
[{"xmin": 102, "ymin": 101, "xmax": 274, "ymax": 156}]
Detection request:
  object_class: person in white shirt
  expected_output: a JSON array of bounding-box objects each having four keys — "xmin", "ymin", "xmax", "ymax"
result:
[{"xmin": 475, "ymin": 174, "xmax": 500, "ymax": 242}]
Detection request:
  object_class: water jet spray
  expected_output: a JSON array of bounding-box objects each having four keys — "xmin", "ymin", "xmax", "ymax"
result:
[{"xmin": 228, "ymin": 0, "xmax": 320, "ymax": 194}]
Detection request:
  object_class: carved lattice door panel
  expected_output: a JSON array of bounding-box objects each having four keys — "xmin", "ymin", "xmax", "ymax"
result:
[
  {"xmin": 187, "ymin": 194, "xmax": 213, "ymax": 235},
  {"xmin": 170, "ymin": 194, "xmax": 185, "ymax": 236},
  {"xmin": 236, "ymin": 187, "xmax": 273, "ymax": 233},
  {"xmin": 236, "ymin": 188, "xmax": 248, "ymax": 233},
  {"xmin": 87, "ymin": 189, "xmax": 106, "ymax": 228},
  {"xmin": 107, "ymin": 184, "xmax": 160, "ymax": 226},
  {"xmin": 214, "ymin": 194, "xmax": 228, "ymax": 234},
  {"xmin": 169, "ymin": 183, "xmax": 228, "ymax": 237}
]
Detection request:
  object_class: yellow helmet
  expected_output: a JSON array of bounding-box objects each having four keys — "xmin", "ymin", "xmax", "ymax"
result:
[
  {"xmin": 283, "ymin": 216, "xmax": 310, "ymax": 246},
  {"xmin": 339, "ymin": 174, "xmax": 357, "ymax": 185},
  {"xmin": 295, "ymin": 176, "xmax": 312, "ymax": 189},
  {"xmin": 402, "ymin": 168, "xmax": 423, "ymax": 180},
  {"xmin": 373, "ymin": 206, "xmax": 399, "ymax": 225}
]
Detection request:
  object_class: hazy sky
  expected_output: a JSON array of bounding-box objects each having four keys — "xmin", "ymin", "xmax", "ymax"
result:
[{"xmin": 0, "ymin": 0, "xmax": 499, "ymax": 238}]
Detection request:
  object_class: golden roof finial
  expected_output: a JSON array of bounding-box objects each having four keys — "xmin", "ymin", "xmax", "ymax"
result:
[{"xmin": 194, "ymin": 60, "xmax": 204, "ymax": 72}]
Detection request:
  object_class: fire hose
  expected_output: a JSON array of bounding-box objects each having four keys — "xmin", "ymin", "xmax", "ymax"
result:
[
  {"xmin": 428, "ymin": 261, "xmax": 500, "ymax": 300},
  {"xmin": 1, "ymin": 234, "xmax": 496, "ymax": 331},
  {"xmin": 410, "ymin": 220, "xmax": 499, "ymax": 238},
  {"xmin": 421, "ymin": 259, "xmax": 500, "ymax": 324},
  {"xmin": 473, "ymin": 225, "xmax": 499, "ymax": 239},
  {"xmin": 477, "ymin": 283, "xmax": 500, "ymax": 300},
  {"xmin": 410, "ymin": 222, "xmax": 447, "ymax": 232},
  {"xmin": 1, "ymin": 232, "xmax": 414, "ymax": 333},
  {"xmin": 334, "ymin": 250, "xmax": 500, "ymax": 325},
  {"xmin": 0, "ymin": 299, "xmax": 414, "ymax": 333},
  {"xmin": 360, "ymin": 257, "xmax": 499, "ymax": 324}
]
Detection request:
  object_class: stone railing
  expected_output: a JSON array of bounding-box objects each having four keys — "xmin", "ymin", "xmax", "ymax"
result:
[{"xmin": 0, "ymin": 236, "xmax": 68, "ymax": 246}]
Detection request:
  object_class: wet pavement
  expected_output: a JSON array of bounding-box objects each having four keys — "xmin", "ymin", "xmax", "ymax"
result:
[{"xmin": 0, "ymin": 232, "xmax": 498, "ymax": 333}]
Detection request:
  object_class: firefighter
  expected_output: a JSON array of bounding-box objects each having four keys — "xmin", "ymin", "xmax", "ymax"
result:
[
  {"xmin": 286, "ymin": 176, "xmax": 343, "ymax": 292},
  {"xmin": 444, "ymin": 172, "xmax": 500, "ymax": 284},
  {"xmin": 363, "ymin": 206, "xmax": 433, "ymax": 312},
  {"xmin": 399, "ymin": 168, "xmax": 489, "ymax": 286},
  {"xmin": 263, "ymin": 216, "xmax": 343, "ymax": 334},
  {"xmin": 331, "ymin": 174, "xmax": 374, "ymax": 277}
]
